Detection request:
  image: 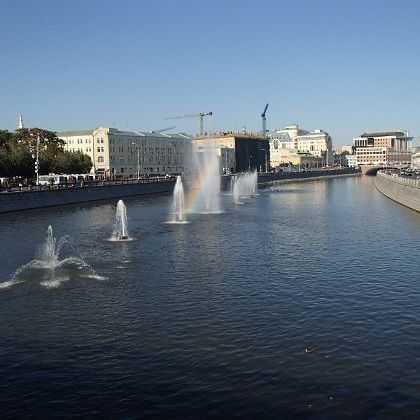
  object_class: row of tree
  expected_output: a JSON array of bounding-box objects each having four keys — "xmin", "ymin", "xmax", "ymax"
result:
[{"xmin": 0, "ymin": 128, "xmax": 92, "ymax": 179}]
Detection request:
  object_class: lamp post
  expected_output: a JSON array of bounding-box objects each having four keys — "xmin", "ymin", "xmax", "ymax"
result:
[
  {"xmin": 131, "ymin": 142, "xmax": 140, "ymax": 180},
  {"xmin": 262, "ymin": 148, "xmax": 268, "ymax": 173},
  {"xmin": 36, "ymin": 135, "xmax": 40, "ymax": 186}
]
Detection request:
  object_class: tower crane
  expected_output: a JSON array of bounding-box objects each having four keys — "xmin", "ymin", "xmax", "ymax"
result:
[
  {"xmin": 151, "ymin": 126, "xmax": 176, "ymax": 134},
  {"xmin": 166, "ymin": 111, "xmax": 213, "ymax": 135},
  {"xmin": 261, "ymin": 103, "xmax": 269, "ymax": 138}
]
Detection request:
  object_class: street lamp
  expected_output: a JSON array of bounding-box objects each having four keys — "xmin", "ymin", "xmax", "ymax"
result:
[
  {"xmin": 131, "ymin": 142, "xmax": 140, "ymax": 180},
  {"xmin": 30, "ymin": 133, "xmax": 41, "ymax": 187},
  {"xmin": 262, "ymin": 148, "xmax": 268, "ymax": 173},
  {"xmin": 36, "ymin": 135, "xmax": 40, "ymax": 186}
]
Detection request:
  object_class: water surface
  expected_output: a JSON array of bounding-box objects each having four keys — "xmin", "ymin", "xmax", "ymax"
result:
[{"xmin": 1, "ymin": 176, "xmax": 419, "ymax": 418}]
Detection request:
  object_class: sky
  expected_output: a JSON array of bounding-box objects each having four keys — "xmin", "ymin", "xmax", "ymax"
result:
[{"xmin": 1, "ymin": 0, "xmax": 420, "ymax": 145}]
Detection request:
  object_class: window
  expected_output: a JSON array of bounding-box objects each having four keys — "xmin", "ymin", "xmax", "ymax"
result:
[{"xmin": 98, "ymin": 156, "xmax": 104, "ymax": 163}]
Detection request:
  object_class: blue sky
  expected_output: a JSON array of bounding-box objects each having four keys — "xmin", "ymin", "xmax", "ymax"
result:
[{"xmin": 1, "ymin": 0, "xmax": 419, "ymax": 145}]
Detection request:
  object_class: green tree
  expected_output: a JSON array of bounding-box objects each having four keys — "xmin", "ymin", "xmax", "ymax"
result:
[
  {"xmin": 0, "ymin": 127, "xmax": 92, "ymax": 178},
  {"xmin": 52, "ymin": 151, "xmax": 92, "ymax": 174},
  {"xmin": 0, "ymin": 130, "xmax": 34, "ymax": 177}
]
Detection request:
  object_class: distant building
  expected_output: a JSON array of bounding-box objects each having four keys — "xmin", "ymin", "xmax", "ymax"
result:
[
  {"xmin": 333, "ymin": 145, "xmax": 353, "ymax": 166},
  {"xmin": 192, "ymin": 132, "xmax": 269, "ymax": 173},
  {"xmin": 58, "ymin": 127, "xmax": 192, "ymax": 177},
  {"xmin": 412, "ymin": 147, "xmax": 420, "ymax": 169},
  {"xmin": 333, "ymin": 145, "xmax": 353, "ymax": 155},
  {"xmin": 352, "ymin": 131, "xmax": 412, "ymax": 167},
  {"xmin": 268, "ymin": 124, "xmax": 333, "ymax": 168}
]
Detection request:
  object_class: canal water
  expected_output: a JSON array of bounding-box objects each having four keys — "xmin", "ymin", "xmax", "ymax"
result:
[{"xmin": 0, "ymin": 176, "xmax": 419, "ymax": 417}]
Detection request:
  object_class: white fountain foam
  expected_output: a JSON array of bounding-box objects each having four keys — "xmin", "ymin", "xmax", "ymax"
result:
[
  {"xmin": 231, "ymin": 171, "xmax": 258, "ymax": 203},
  {"xmin": 187, "ymin": 148, "xmax": 223, "ymax": 214},
  {"xmin": 109, "ymin": 200, "xmax": 134, "ymax": 240},
  {"xmin": 166, "ymin": 176, "xmax": 189, "ymax": 224},
  {"xmin": 0, "ymin": 225, "xmax": 105, "ymax": 290}
]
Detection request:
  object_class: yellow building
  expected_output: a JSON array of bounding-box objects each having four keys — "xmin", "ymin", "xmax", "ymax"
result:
[{"xmin": 58, "ymin": 127, "xmax": 192, "ymax": 177}]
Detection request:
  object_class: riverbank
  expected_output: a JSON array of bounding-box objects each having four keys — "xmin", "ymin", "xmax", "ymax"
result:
[
  {"xmin": 0, "ymin": 179, "xmax": 175, "ymax": 213},
  {"xmin": 373, "ymin": 171, "xmax": 420, "ymax": 212},
  {"xmin": 257, "ymin": 168, "xmax": 361, "ymax": 186},
  {"xmin": 0, "ymin": 168, "xmax": 360, "ymax": 214}
]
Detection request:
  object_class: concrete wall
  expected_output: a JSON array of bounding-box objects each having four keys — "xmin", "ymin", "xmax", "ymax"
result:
[
  {"xmin": 0, "ymin": 180, "xmax": 175, "ymax": 214},
  {"xmin": 373, "ymin": 172, "xmax": 420, "ymax": 213},
  {"xmin": 220, "ymin": 168, "xmax": 361, "ymax": 190}
]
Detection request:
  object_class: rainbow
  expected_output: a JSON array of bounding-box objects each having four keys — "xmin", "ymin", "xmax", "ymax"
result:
[{"xmin": 184, "ymin": 151, "xmax": 221, "ymax": 213}]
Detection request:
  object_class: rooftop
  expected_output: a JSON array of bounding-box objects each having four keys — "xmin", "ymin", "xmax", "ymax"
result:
[
  {"xmin": 57, "ymin": 130, "xmax": 92, "ymax": 137},
  {"xmin": 194, "ymin": 131, "xmax": 264, "ymax": 140},
  {"xmin": 360, "ymin": 131, "xmax": 406, "ymax": 138}
]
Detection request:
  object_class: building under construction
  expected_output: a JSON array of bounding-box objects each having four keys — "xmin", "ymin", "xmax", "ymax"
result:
[{"xmin": 192, "ymin": 132, "xmax": 270, "ymax": 173}]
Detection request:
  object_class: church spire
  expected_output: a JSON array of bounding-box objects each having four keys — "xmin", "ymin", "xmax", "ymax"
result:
[{"xmin": 18, "ymin": 114, "xmax": 24, "ymax": 129}]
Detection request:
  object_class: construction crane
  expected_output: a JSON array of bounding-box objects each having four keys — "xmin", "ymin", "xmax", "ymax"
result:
[
  {"xmin": 261, "ymin": 103, "xmax": 269, "ymax": 138},
  {"xmin": 166, "ymin": 112, "xmax": 213, "ymax": 135},
  {"xmin": 151, "ymin": 126, "xmax": 176, "ymax": 134}
]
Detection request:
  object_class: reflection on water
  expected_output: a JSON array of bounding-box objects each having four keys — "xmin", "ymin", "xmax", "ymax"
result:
[{"xmin": 0, "ymin": 176, "xmax": 420, "ymax": 417}]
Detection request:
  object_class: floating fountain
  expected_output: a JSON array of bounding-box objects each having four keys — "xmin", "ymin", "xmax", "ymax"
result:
[
  {"xmin": 111, "ymin": 199, "xmax": 131, "ymax": 240},
  {"xmin": 168, "ymin": 176, "xmax": 188, "ymax": 224},
  {"xmin": 0, "ymin": 225, "xmax": 104, "ymax": 289},
  {"xmin": 232, "ymin": 176, "xmax": 242, "ymax": 204},
  {"xmin": 187, "ymin": 148, "xmax": 222, "ymax": 214},
  {"xmin": 231, "ymin": 171, "xmax": 258, "ymax": 202}
]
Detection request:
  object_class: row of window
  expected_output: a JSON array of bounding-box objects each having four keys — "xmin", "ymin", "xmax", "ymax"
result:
[
  {"xmin": 108, "ymin": 156, "xmax": 181, "ymax": 164},
  {"xmin": 111, "ymin": 167, "xmax": 182, "ymax": 174},
  {"xmin": 67, "ymin": 138, "xmax": 91, "ymax": 145},
  {"xmin": 67, "ymin": 147, "xmax": 93, "ymax": 152}
]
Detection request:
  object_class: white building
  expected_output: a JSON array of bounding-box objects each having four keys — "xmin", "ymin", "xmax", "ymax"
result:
[
  {"xmin": 269, "ymin": 124, "xmax": 333, "ymax": 167},
  {"xmin": 352, "ymin": 131, "xmax": 412, "ymax": 167},
  {"xmin": 58, "ymin": 127, "xmax": 192, "ymax": 177},
  {"xmin": 411, "ymin": 147, "xmax": 420, "ymax": 169}
]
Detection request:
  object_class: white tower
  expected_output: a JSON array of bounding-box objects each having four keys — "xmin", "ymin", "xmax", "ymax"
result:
[{"xmin": 18, "ymin": 114, "xmax": 24, "ymax": 129}]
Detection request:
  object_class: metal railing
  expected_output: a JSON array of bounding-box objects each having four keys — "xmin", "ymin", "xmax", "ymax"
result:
[
  {"xmin": 0, "ymin": 176, "xmax": 175, "ymax": 194},
  {"xmin": 378, "ymin": 171, "xmax": 420, "ymax": 190}
]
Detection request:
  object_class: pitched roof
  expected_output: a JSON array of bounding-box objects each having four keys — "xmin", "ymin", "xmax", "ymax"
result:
[
  {"xmin": 360, "ymin": 131, "xmax": 405, "ymax": 138},
  {"xmin": 57, "ymin": 130, "xmax": 92, "ymax": 137}
]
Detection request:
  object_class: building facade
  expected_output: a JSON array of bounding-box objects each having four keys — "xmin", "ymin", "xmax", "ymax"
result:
[
  {"xmin": 192, "ymin": 132, "xmax": 269, "ymax": 173},
  {"xmin": 269, "ymin": 124, "xmax": 333, "ymax": 168},
  {"xmin": 58, "ymin": 127, "xmax": 192, "ymax": 177},
  {"xmin": 351, "ymin": 131, "xmax": 412, "ymax": 167}
]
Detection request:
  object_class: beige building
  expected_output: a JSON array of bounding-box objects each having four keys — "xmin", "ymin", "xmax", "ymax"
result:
[
  {"xmin": 58, "ymin": 127, "xmax": 192, "ymax": 177},
  {"xmin": 269, "ymin": 148, "xmax": 323, "ymax": 168},
  {"xmin": 333, "ymin": 145, "xmax": 353, "ymax": 155},
  {"xmin": 269, "ymin": 124, "xmax": 333, "ymax": 168},
  {"xmin": 352, "ymin": 131, "xmax": 412, "ymax": 167}
]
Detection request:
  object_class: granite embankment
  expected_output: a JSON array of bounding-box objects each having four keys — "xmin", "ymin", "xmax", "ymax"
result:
[
  {"xmin": 373, "ymin": 171, "xmax": 420, "ymax": 213},
  {"xmin": 0, "ymin": 179, "xmax": 175, "ymax": 213},
  {"xmin": 257, "ymin": 168, "xmax": 361, "ymax": 186}
]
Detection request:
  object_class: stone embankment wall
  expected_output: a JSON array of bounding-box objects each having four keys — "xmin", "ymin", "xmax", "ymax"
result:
[
  {"xmin": 0, "ymin": 180, "xmax": 175, "ymax": 214},
  {"xmin": 373, "ymin": 172, "xmax": 420, "ymax": 213},
  {"xmin": 218, "ymin": 168, "xmax": 360, "ymax": 190},
  {"xmin": 257, "ymin": 168, "xmax": 361, "ymax": 186}
]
